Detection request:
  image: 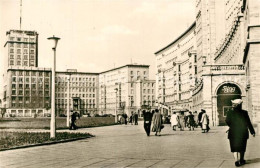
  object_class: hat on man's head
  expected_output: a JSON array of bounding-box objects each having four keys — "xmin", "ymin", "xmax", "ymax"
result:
[
  {"xmin": 231, "ymin": 99, "xmax": 243, "ymax": 104},
  {"xmin": 201, "ymin": 109, "xmax": 205, "ymax": 112}
]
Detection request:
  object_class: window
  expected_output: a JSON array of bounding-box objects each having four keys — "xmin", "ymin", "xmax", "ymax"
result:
[
  {"xmin": 19, "ymin": 84, "xmax": 23, "ymax": 88},
  {"xmin": 10, "ymin": 43, "xmax": 14, "ymax": 47},
  {"xmin": 10, "ymin": 60, "xmax": 14, "ymax": 65},
  {"xmin": 10, "ymin": 49, "xmax": 14, "ymax": 53},
  {"xmin": 24, "ymin": 38, "xmax": 28, "ymax": 42},
  {"xmin": 195, "ymin": 66, "xmax": 197, "ymax": 75},
  {"xmin": 30, "ymin": 38, "xmax": 34, "ymax": 42},
  {"xmin": 17, "ymin": 43, "xmax": 21, "ymax": 48},
  {"xmin": 10, "ymin": 37, "xmax": 14, "ymax": 41},
  {"xmin": 178, "ymin": 65, "xmax": 181, "ymax": 71},
  {"xmin": 12, "ymin": 90, "xmax": 16, "ymax": 95},
  {"xmin": 30, "ymin": 50, "xmax": 35, "ymax": 54},
  {"xmin": 144, "ymin": 71, "xmax": 146, "ymax": 75},
  {"xmin": 24, "ymin": 44, "xmax": 28, "ymax": 48},
  {"xmin": 17, "ymin": 49, "xmax": 21, "ymax": 54},
  {"xmin": 194, "ymin": 54, "xmax": 197, "ymax": 63},
  {"xmin": 24, "ymin": 49, "xmax": 28, "ymax": 54},
  {"xmin": 12, "ymin": 77, "xmax": 16, "ymax": 82},
  {"xmin": 18, "ymin": 90, "xmax": 23, "ymax": 95},
  {"xmin": 10, "ymin": 54, "xmax": 14, "ymax": 59},
  {"xmin": 131, "ymin": 83, "xmax": 133, "ymax": 87},
  {"xmin": 30, "ymin": 55, "xmax": 34, "ymax": 59},
  {"xmin": 24, "ymin": 61, "xmax": 28, "ymax": 66},
  {"xmin": 12, "ymin": 84, "xmax": 16, "ymax": 88},
  {"xmin": 143, "ymin": 89, "xmax": 146, "ymax": 94},
  {"xmin": 130, "ymin": 71, "xmax": 133, "ymax": 75},
  {"xmin": 17, "ymin": 61, "xmax": 21, "ymax": 66}
]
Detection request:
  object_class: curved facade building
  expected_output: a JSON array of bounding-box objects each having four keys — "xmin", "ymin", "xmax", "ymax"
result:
[
  {"xmin": 155, "ymin": 0, "xmax": 260, "ymax": 127},
  {"xmin": 155, "ymin": 22, "xmax": 197, "ymax": 113}
]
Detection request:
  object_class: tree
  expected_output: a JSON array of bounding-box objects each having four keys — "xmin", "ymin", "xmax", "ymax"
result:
[{"xmin": 0, "ymin": 108, "xmax": 7, "ymax": 118}]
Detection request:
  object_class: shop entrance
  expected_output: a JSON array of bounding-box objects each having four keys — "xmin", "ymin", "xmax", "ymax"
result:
[{"xmin": 217, "ymin": 83, "xmax": 241, "ymax": 125}]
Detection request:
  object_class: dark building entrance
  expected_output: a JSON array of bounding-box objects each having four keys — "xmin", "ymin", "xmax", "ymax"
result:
[{"xmin": 217, "ymin": 83, "xmax": 241, "ymax": 125}]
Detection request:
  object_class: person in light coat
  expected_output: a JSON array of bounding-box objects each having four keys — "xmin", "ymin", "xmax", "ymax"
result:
[
  {"xmin": 170, "ymin": 112, "xmax": 178, "ymax": 131},
  {"xmin": 200, "ymin": 110, "xmax": 209, "ymax": 133}
]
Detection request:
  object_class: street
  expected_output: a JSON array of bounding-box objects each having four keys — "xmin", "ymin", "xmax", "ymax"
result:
[{"xmin": 0, "ymin": 122, "xmax": 260, "ymax": 168}]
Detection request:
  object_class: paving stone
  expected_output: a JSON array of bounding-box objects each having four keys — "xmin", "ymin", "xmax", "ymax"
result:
[
  {"xmin": 126, "ymin": 159, "xmax": 161, "ymax": 167},
  {"xmin": 150, "ymin": 159, "xmax": 182, "ymax": 168}
]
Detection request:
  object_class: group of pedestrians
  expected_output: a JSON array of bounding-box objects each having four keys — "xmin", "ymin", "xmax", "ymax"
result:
[
  {"xmin": 119, "ymin": 112, "xmax": 138, "ymax": 125},
  {"xmin": 142, "ymin": 109, "xmax": 164, "ymax": 136},
  {"xmin": 169, "ymin": 109, "xmax": 209, "ymax": 133}
]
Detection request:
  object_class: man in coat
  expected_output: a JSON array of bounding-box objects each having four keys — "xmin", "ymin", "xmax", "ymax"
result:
[
  {"xmin": 198, "ymin": 109, "xmax": 204, "ymax": 128},
  {"xmin": 142, "ymin": 110, "xmax": 154, "ymax": 136},
  {"xmin": 226, "ymin": 99, "xmax": 255, "ymax": 167}
]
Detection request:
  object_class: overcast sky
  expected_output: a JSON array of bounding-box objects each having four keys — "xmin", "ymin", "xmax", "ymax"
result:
[{"xmin": 0, "ymin": 0, "xmax": 195, "ymax": 79}]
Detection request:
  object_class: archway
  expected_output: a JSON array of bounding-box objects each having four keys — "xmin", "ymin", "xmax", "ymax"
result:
[{"xmin": 217, "ymin": 83, "xmax": 241, "ymax": 125}]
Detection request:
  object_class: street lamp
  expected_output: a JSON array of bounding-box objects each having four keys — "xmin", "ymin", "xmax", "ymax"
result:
[
  {"xmin": 66, "ymin": 74, "xmax": 70, "ymax": 127},
  {"xmin": 114, "ymin": 88, "xmax": 118, "ymax": 123},
  {"xmin": 47, "ymin": 35, "xmax": 60, "ymax": 138}
]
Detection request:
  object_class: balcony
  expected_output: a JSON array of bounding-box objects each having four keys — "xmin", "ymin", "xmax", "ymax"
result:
[{"xmin": 203, "ymin": 64, "xmax": 245, "ymax": 75}]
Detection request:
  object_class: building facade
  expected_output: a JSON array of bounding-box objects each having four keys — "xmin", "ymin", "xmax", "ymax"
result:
[
  {"xmin": 4, "ymin": 67, "xmax": 51, "ymax": 117},
  {"xmin": 99, "ymin": 64, "xmax": 156, "ymax": 116},
  {"xmin": 155, "ymin": 22, "xmax": 197, "ymax": 113},
  {"xmin": 242, "ymin": 0, "xmax": 260, "ymax": 127},
  {"xmin": 55, "ymin": 69, "xmax": 99, "ymax": 116},
  {"xmin": 155, "ymin": 0, "xmax": 260, "ymax": 127}
]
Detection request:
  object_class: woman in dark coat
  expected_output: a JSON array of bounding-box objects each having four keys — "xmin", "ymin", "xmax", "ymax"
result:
[{"xmin": 226, "ymin": 99, "xmax": 255, "ymax": 167}]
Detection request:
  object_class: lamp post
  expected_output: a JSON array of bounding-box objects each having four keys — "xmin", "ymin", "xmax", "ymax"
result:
[
  {"xmin": 115, "ymin": 88, "xmax": 118, "ymax": 123},
  {"xmin": 66, "ymin": 74, "xmax": 70, "ymax": 127},
  {"xmin": 47, "ymin": 35, "xmax": 60, "ymax": 138}
]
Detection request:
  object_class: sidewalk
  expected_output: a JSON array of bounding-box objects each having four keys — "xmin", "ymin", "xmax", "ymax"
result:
[{"xmin": 0, "ymin": 123, "xmax": 259, "ymax": 168}]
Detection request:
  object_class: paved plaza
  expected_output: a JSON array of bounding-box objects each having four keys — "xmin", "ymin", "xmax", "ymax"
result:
[{"xmin": 0, "ymin": 122, "xmax": 260, "ymax": 168}]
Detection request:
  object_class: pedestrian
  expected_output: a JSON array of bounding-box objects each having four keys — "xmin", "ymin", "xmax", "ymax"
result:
[
  {"xmin": 226, "ymin": 99, "xmax": 255, "ymax": 167},
  {"xmin": 178, "ymin": 111, "xmax": 185, "ymax": 131},
  {"xmin": 152, "ymin": 109, "xmax": 163, "ymax": 136},
  {"xmin": 134, "ymin": 112, "xmax": 138, "ymax": 125},
  {"xmin": 122, "ymin": 113, "xmax": 128, "ymax": 125},
  {"xmin": 187, "ymin": 111, "xmax": 196, "ymax": 131},
  {"xmin": 69, "ymin": 111, "xmax": 78, "ymax": 130},
  {"xmin": 200, "ymin": 110, "xmax": 209, "ymax": 133},
  {"xmin": 129, "ymin": 112, "xmax": 133, "ymax": 125},
  {"xmin": 193, "ymin": 111, "xmax": 198, "ymax": 127},
  {"xmin": 198, "ymin": 109, "xmax": 204, "ymax": 128},
  {"xmin": 170, "ymin": 112, "xmax": 178, "ymax": 131},
  {"xmin": 143, "ymin": 110, "xmax": 154, "ymax": 136}
]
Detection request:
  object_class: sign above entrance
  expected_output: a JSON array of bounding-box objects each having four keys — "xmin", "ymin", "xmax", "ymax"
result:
[{"xmin": 217, "ymin": 83, "xmax": 241, "ymax": 95}]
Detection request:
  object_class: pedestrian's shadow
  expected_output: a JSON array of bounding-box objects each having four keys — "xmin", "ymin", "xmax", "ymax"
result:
[{"xmin": 246, "ymin": 158, "xmax": 260, "ymax": 164}]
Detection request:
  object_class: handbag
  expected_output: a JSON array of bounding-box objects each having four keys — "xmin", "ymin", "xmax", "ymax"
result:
[{"xmin": 161, "ymin": 125, "xmax": 164, "ymax": 129}]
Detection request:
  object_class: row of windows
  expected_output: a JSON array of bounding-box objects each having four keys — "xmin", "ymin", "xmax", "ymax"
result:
[
  {"xmin": 12, "ymin": 96, "xmax": 49, "ymax": 101},
  {"xmin": 56, "ymin": 93, "xmax": 95, "ymax": 98},
  {"xmin": 12, "ymin": 90, "xmax": 50, "ymax": 96},
  {"xmin": 130, "ymin": 70, "xmax": 147, "ymax": 76},
  {"xmin": 57, "ymin": 82, "xmax": 96, "ymax": 87},
  {"xmin": 9, "ymin": 43, "xmax": 35, "ymax": 48},
  {"xmin": 10, "ymin": 54, "xmax": 35, "ymax": 60},
  {"xmin": 9, "ymin": 37, "xmax": 35, "ymax": 42},
  {"xmin": 12, "ymin": 84, "xmax": 49, "ymax": 89},
  {"xmin": 11, "ymin": 71, "xmax": 50, "ymax": 76},
  {"xmin": 10, "ymin": 60, "xmax": 35, "ymax": 66},
  {"xmin": 10, "ymin": 48, "xmax": 35, "ymax": 54},
  {"xmin": 56, "ymin": 87, "xmax": 95, "ymax": 92},
  {"xmin": 56, "ymin": 99, "xmax": 96, "ymax": 104},
  {"xmin": 56, "ymin": 77, "xmax": 96, "ymax": 82},
  {"xmin": 12, "ymin": 77, "xmax": 50, "ymax": 83},
  {"xmin": 143, "ymin": 89, "xmax": 154, "ymax": 94}
]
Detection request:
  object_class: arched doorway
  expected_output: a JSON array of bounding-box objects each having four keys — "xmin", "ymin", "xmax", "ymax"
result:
[{"xmin": 217, "ymin": 83, "xmax": 241, "ymax": 125}]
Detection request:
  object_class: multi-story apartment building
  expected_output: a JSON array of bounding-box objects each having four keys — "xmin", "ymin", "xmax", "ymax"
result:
[
  {"xmin": 55, "ymin": 69, "xmax": 99, "ymax": 116},
  {"xmin": 155, "ymin": 0, "xmax": 260, "ymax": 127},
  {"xmin": 155, "ymin": 22, "xmax": 196, "ymax": 113},
  {"xmin": 99, "ymin": 64, "xmax": 156, "ymax": 116},
  {"xmin": 5, "ymin": 67, "xmax": 51, "ymax": 117},
  {"xmin": 4, "ymin": 30, "xmax": 38, "ymax": 69},
  {"xmin": 242, "ymin": 0, "xmax": 260, "ymax": 128}
]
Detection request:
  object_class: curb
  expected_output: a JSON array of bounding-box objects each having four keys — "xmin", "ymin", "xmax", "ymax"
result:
[{"xmin": 0, "ymin": 135, "xmax": 94, "ymax": 152}]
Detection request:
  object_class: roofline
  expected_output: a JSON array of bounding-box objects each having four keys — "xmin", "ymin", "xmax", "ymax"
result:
[
  {"xmin": 56, "ymin": 71, "xmax": 99, "ymax": 75},
  {"xmin": 154, "ymin": 21, "xmax": 196, "ymax": 55},
  {"xmin": 100, "ymin": 64, "xmax": 150, "ymax": 74}
]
